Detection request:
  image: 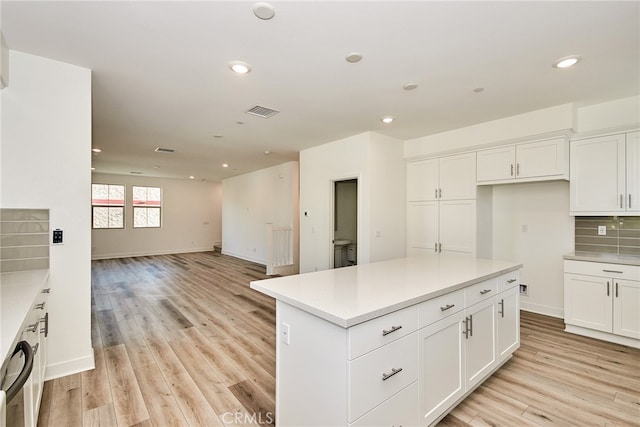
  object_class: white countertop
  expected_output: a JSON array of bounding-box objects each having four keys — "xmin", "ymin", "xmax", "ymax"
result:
[
  {"xmin": 250, "ymin": 255, "xmax": 521, "ymax": 328},
  {"xmin": 564, "ymin": 252, "xmax": 640, "ymax": 266},
  {"xmin": 1, "ymin": 269, "xmax": 49, "ymax": 363}
]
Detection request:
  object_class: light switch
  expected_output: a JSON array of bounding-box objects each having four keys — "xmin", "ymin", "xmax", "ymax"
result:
[
  {"xmin": 598, "ymin": 226, "xmax": 607, "ymax": 236},
  {"xmin": 281, "ymin": 322, "xmax": 290, "ymax": 345}
]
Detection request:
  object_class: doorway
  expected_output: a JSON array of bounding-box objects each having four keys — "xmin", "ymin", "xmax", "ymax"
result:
[{"xmin": 333, "ymin": 179, "xmax": 357, "ymax": 268}]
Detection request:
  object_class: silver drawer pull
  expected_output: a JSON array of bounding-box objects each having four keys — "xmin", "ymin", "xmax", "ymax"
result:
[
  {"xmin": 41, "ymin": 288, "xmax": 51, "ymax": 294},
  {"xmin": 25, "ymin": 322, "xmax": 38, "ymax": 333},
  {"xmin": 382, "ymin": 325, "xmax": 403, "ymax": 336},
  {"xmin": 602, "ymin": 269, "xmax": 623, "ymax": 274},
  {"xmin": 32, "ymin": 343, "xmax": 39, "ymax": 355},
  {"xmin": 35, "ymin": 302, "xmax": 46, "ymax": 310},
  {"xmin": 480, "ymin": 289, "xmax": 492, "ymax": 295},
  {"xmin": 382, "ymin": 367, "xmax": 403, "ymax": 381},
  {"xmin": 440, "ymin": 304, "xmax": 455, "ymax": 312},
  {"xmin": 507, "ymin": 279, "xmax": 517, "ymax": 283}
]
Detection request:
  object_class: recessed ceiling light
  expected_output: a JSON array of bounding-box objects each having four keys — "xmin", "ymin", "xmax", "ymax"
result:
[
  {"xmin": 91, "ymin": 167, "xmax": 95, "ymax": 171},
  {"xmin": 253, "ymin": 2, "xmax": 275, "ymax": 20},
  {"xmin": 345, "ymin": 52, "xmax": 363, "ymax": 63},
  {"xmin": 189, "ymin": 176, "xmax": 195, "ymax": 180},
  {"xmin": 153, "ymin": 165, "xmax": 160, "ymax": 169},
  {"xmin": 473, "ymin": 87, "xmax": 484, "ymax": 93},
  {"xmin": 381, "ymin": 116, "xmax": 395, "ymax": 124},
  {"xmin": 213, "ymin": 134, "xmax": 223, "ymax": 138},
  {"xmin": 222, "ymin": 163, "xmax": 229, "ymax": 168},
  {"xmin": 264, "ymin": 150, "xmax": 271, "ymax": 155},
  {"xmin": 229, "ymin": 61, "xmax": 251, "ymax": 74},
  {"xmin": 237, "ymin": 121, "xmax": 245, "ymax": 125},
  {"xmin": 403, "ymin": 83, "xmax": 418, "ymax": 91},
  {"xmin": 91, "ymin": 148, "xmax": 102, "ymax": 153},
  {"xmin": 155, "ymin": 147, "xmax": 175, "ymax": 153},
  {"xmin": 553, "ymin": 55, "xmax": 581, "ymax": 69}
]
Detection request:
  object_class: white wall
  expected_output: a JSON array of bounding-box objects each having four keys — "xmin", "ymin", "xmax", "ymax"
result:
[
  {"xmin": 299, "ymin": 132, "xmax": 405, "ymax": 273},
  {"xmin": 1, "ymin": 51, "xmax": 93, "ymax": 378},
  {"xmin": 575, "ymin": 95, "xmax": 640, "ymax": 133},
  {"xmin": 91, "ymin": 173, "xmax": 221, "ymax": 259},
  {"xmin": 222, "ymin": 161, "xmax": 299, "ymax": 267},
  {"xmin": 492, "ymin": 181, "xmax": 574, "ymax": 317},
  {"xmin": 405, "ymin": 103, "xmax": 575, "ymax": 158}
]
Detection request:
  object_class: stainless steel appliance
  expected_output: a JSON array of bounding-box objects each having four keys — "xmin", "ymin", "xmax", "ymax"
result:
[{"xmin": 1, "ymin": 341, "xmax": 34, "ymax": 427}]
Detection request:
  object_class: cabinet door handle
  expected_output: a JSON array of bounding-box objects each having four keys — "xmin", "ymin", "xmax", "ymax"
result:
[
  {"xmin": 480, "ymin": 289, "xmax": 492, "ymax": 295},
  {"xmin": 41, "ymin": 312, "xmax": 49, "ymax": 337},
  {"xmin": 435, "ymin": 242, "xmax": 438, "ymax": 253},
  {"xmin": 462, "ymin": 317, "xmax": 469, "ymax": 339},
  {"xmin": 382, "ymin": 325, "xmax": 403, "ymax": 336},
  {"xmin": 615, "ymin": 282, "xmax": 619, "ymax": 298},
  {"xmin": 507, "ymin": 279, "xmax": 517, "ymax": 284},
  {"xmin": 469, "ymin": 314, "xmax": 473, "ymax": 337},
  {"xmin": 516, "ymin": 163, "xmax": 520, "ymax": 176},
  {"xmin": 439, "ymin": 188, "xmax": 442, "ymax": 199},
  {"xmin": 629, "ymin": 194, "xmax": 632, "ymax": 209},
  {"xmin": 607, "ymin": 281, "xmax": 610, "ymax": 297},
  {"xmin": 499, "ymin": 299, "xmax": 505, "ymax": 318},
  {"xmin": 440, "ymin": 303, "xmax": 455, "ymax": 312},
  {"xmin": 510, "ymin": 164, "xmax": 514, "ymax": 176},
  {"xmin": 438, "ymin": 242, "xmax": 442, "ymax": 253},
  {"xmin": 382, "ymin": 367, "xmax": 403, "ymax": 381},
  {"xmin": 602, "ymin": 269, "xmax": 623, "ymax": 274},
  {"xmin": 435, "ymin": 188, "xmax": 438, "ymax": 199},
  {"xmin": 620, "ymin": 194, "xmax": 624, "ymax": 209}
]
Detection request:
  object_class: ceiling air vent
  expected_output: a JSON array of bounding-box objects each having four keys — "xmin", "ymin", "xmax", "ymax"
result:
[
  {"xmin": 155, "ymin": 147, "xmax": 175, "ymax": 153},
  {"xmin": 245, "ymin": 105, "xmax": 280, "ymax": 118}
]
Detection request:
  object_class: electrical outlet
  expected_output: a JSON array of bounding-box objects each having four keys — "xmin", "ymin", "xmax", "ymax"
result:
[
  {"xmin": 598, "ymin": 226, "xmax": 607, "ymax": 236},
  {"xmin": 519, "ymin": 284, "xmax": 528, "ymax": 296},
  {"xmin": 281, "ymin": 322, "xmax": 290, "ymax": 345},
  {"xmin": 52, "ymin": 229, "xmax": 63, "ymax": 245}
]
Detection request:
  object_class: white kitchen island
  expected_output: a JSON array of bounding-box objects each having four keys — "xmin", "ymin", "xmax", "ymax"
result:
[{"xmin": 250, "ymin": 254, "xmax": 522, "ymax": 427}]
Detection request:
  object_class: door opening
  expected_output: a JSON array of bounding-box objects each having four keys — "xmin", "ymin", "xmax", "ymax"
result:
[{"xmin": 333, "ymin": 179, "xmax": 357, "ymax": 268}]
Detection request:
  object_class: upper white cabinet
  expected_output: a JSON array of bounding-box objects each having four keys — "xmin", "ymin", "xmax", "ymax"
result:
[
  {"xmin": 476, "ymin": 138, "xmax": 569, "ymax": 184},
  {"xmin": 570, "ymin": 132, "xmax": 639, "ymax": 215},
  {"xmin": 407, "ymin": 153, "xmax": 476, "ymax": 201}
]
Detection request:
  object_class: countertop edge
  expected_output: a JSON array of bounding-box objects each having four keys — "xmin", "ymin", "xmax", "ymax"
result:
[
  {"xmin": 251, "ymin": 263, "xmax": 522, "ymax": 328},
  {"xmin": 563, "ymin": 252, "xmax": 640, "ymax": 266}
]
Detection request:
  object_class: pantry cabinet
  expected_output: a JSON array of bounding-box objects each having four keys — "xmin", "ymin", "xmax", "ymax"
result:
[
  {"xmin": 476, "ymin": 138, "xmax": 569, "ymax": 184},
  {"xmin": 407, "ymin": 153, "xmax": 476, "ymax": 202},
  {"xmin": 564, "ymin": 260, "xmax": 640, "ymax": 345},
  {"xmin": 407, "ymin": 200, "xmax": 476, "ymax": 256},
  {"xmin": 570, "ymin": 131, "xmax": 639, "ymax": 215}
]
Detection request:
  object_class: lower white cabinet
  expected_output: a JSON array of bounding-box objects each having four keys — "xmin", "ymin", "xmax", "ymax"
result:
[
  {"xmin": 274, "ymin": 269, "xmax": 521, "ymax": 427},
  {"xmin": 564, "ymin": 260, "xmax": 640, "ymax": 346}
]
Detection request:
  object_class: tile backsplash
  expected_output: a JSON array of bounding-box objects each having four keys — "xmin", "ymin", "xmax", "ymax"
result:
[
  {"xmin": 0, "ymin": 208, "xmax": 50, "ymax": 273},
  {"xmin": 575, "ymin": 216, "xmax": 640, "ymax": 256}
]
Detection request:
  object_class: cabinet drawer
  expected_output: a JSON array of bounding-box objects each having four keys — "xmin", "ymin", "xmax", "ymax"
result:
[
  {"xmin": 349, "ymin": 381, "xmax": 419, "ymax": 427},
  {"xmin": 564, "ymin": 260, "xmax": 639, "ymax": 280},
  {"xmin": 348, "ymin": 332, "xmax": 419, "ymax": 422},
  {"xmin": 418, "ymin": 289, "xmax": 464, "ymax": 328},
  {"xmin": 465, "ymin": 278, "xmax": 498, "ymax": 307},
  {"xmin": 348, "ymin": 304, "xmax": 419, "ymax": 360},
  {"xmin": 497, "ymin": 270, "xmax": 520, "ymax": 293}
]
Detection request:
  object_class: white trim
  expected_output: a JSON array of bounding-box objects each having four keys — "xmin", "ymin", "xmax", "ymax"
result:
[
  {"xmin": 565, "ymin": 324, "xmax": 640, "ymax": 349},
  {"xmin": 221, "ymin": 249, "xmax": 266, "ymax": 266},
  {"xmin": 520, "ymin": 302, "xmax": 564, "ymax": 319},
  {"xmin": 45, "ymin": 352, "xmax": 95, "ymax": 381},
  {"xmin": 571, "ymin": 125, "xmax": 640, "ymax": 141},
  {"xmin": 91, "ymin": 247, "xmax": 215, "ymax": 260}
]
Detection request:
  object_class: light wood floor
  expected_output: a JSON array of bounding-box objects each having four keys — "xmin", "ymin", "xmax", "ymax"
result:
[{"xmin": 36, "ymin": 252, "xmax": 640, "ymax": 427}]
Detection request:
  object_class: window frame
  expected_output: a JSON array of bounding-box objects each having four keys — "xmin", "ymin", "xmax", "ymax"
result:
[
  {"xmin": 91, "ymin": 183, "xmax": 126, "ymax": 229},
  {"xmin": 132, "ymin": 185, "xmax": 162, "ymax": 229}
]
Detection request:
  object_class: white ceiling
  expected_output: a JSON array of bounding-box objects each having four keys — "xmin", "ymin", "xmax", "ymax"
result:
[{"xmin": 2, "ymin": 1, "xmax": 639, "ymax": 182}]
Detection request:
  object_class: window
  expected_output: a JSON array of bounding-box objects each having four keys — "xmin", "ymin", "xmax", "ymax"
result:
[
  {"xmin": 133, "ymin": 186, "xmax": 161, "ymax": 228},
  {"xmin": 91, "ymin": 184, "xmax": 125, "ymax": 229}
]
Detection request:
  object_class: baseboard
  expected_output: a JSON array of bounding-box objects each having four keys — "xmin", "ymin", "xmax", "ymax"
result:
[
  {"xmin": 221, "ymin": 249, "xmax": 266, "ymax": 266},
  {"xmin": 45, "ymin": 352, "xmax": 95, "ymax": 381},
  {"xmin": 520, "ymin": 301, "xmax": 564, "ymax": 319},
  {"xmin": 91, "ymin": 247, "xmax": 215, "ymax": 260},
  {"xmin": 565, "ymin": 324, "xmax": 640, "ymax": 349}
]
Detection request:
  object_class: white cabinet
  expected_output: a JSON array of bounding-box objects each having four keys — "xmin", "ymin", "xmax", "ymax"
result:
[
  {"xmin": 570, "ymin": 132, "xmax": 639, "ymax": 215},
  {"xmin": 463, "ymin": 294, "xmax": 497, "ymax": 390},
  {"xmin": 407, "ymin": 153, "xmax": 476, "ymax": 202},
  {"xmin": 496, "ymin": 286, "xmax": 519, "ymax": 363},
  {"xmin": 476, "ymin": 138, "xmax": 569, "ymax": 184},
  {"xmin": 564, "ymin": 260, "xmax": 640, "ymax": 346},
  {"xmin": 419, "ymin": 311, "xmax": 465, "ymax": 426},
  {"xmin": 407, "ymin": 200, "xmax": 476, "ymax": 256}
]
